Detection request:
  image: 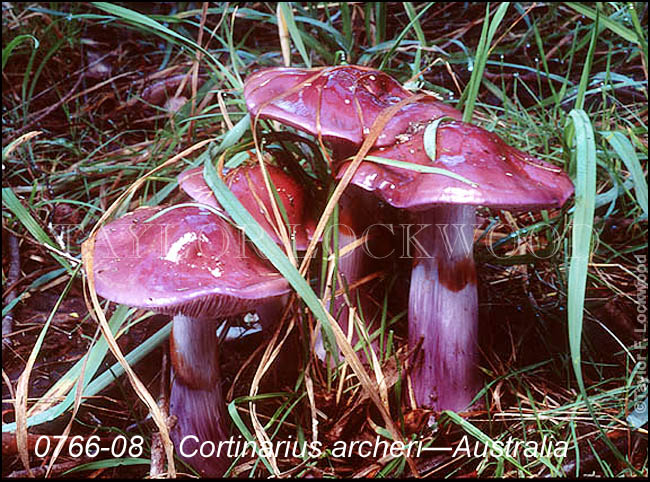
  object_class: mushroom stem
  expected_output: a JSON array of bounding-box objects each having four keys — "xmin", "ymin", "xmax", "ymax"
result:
[
  {"xmin": 408, "ymin": 205, "xmax": 481, "ymax": 411},
  {"xmin": 255, "ymin": 294, "xmax": 289, "ymax": 333},
  {"xmin": 169, "ymin": 314, "xmax": 230, "ymax": 477}
]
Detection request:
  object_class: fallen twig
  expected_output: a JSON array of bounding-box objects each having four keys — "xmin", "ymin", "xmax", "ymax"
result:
[{"xmin": 2, "ymin": 232, "xmax": 21, "ymax": 346}]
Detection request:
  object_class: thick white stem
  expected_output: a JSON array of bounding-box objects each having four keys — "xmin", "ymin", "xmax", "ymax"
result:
[
  {"xmin": 169, "ymin": 314, "xmax": 229, "ymax": 477},
  {"xmin": 408, "ymin": 205, "xmax": 481, "ymax": 411}
]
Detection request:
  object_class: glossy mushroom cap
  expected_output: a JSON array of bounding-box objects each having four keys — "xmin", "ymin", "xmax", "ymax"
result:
[
  {"xmin": 336, "ymin": 120, "xmax": 575, "ymax": 211},
  {"xmin": 178, "ymin": 164, "xmax": 317, "ymax": 250},
  {"xmin": 93, "ymin": 205, "xmax": 290, "ymax": 316},
  {"xmin": 244, "ymin": 65, "xmax": 462, "ymax": 156}
]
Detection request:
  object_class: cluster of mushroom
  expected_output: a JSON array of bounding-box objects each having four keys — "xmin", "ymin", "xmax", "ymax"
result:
[
  {"xmin": 243, "ymin": 65, "xmax": 574, "ymax": 411},
  {"xmin": 91, "ymin": 65, "xmax": 574, "ymax": 477}
]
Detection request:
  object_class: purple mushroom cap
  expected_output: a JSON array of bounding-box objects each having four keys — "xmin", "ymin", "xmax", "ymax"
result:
[
  {"xmin": 93, "ymin": 205, "xmax": 291, "ymax": 477},
  {"xmin": 335, "ymin": 120, "xmax": 574, "ymax": 411},
  {"xmin": 336, "ymin": 120, "xmax": 574, "ymax": 211},
  {"xmin": 244, "ymin": 65, "xmax": 462, "ymax": 156},
  {"xmin": 94, "ymin": 205, "xmax": 290, "ymax": 317}
]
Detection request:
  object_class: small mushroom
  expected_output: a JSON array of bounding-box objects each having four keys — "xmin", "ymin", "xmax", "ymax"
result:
[
  {"xmin": 178, "ymin": 163, "xmax": 316, "ymax": 251},
  {"xmin": 93, "ymin": 205, "xmax": 290, "ymax": 476},
  {"xmin": 336, "ymin": 120, "xmax": 575, "ymax": 411},
  {"xmin": 179, "ymin": 163, "xmax": 378, "ymax": 362},
  {"xmin": 243, "ymin": 65, "xmax": 462, "ymax": 158}
]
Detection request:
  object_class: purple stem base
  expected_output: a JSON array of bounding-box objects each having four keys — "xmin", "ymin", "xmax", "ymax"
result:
[
  {"xmin": 169, "ymin": 314, "xmax": 230, "ymax": 477},
  {"xmin": 408, "ymin": 205, "xmax": 481, "ymax": 411}
]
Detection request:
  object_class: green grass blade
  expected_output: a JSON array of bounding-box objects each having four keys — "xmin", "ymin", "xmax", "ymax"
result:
[
  {"xmin": 460, "ymin": 2, "xmax": 509, "ymax": 122},
  {"xmin": 566, "ymin": 109, "xmax": 639, "ymax": 473},
  {"xmin": 227, "ymin": 400, "xmax": 275, "ymax": 474},
  {"xmin": 2, "ymin": 34, "xmax": 39, "ymax": 70},
  {"xmin": 2, "ymin": 268, "xmax": 66, "ymax": 318},
  {"xmin": 63, "ymin": 458, "xmax": 150, "ymax": 473},
  {"xmin": 566, "ymin": 108, "xmax": 596, "ymax": 401},
  {"xmin": 564, "ymin": 3, "xmax": 640, "ymax": 44},
  {"xmin": 4, "ymin": 264, "xmax": 80, "ymax": 436},
  {"xmin": 403, "ymin": 3, "xmax": 425, "ymax": 74},
  {"xmin": 279, "ymin": 3, "xmax": 312, "ymax": 67},
  {"xmin": 378, "ymin": 2, "xmax": 435, "ymax": 70},
  {"xmin": 2, "ymin": 188, "xmax": 73, "ymax": 272},
  {"xmin": 444, "ymin": 411, "xmax": 532, "ymax": 475},
  {"xmin": 573, "ymin": 6, "xmax": 599, "ymax": 111},
  {"xmin": 362, "ymin": 155, "xmax": 477, "ymax": 187},
  {"xmin": 218, "ymin": 113, "xmax": 250, "ymax": 154},
  {"xmin": 601, "ymin": 131, "xmax": 648, "ymax": 218}
]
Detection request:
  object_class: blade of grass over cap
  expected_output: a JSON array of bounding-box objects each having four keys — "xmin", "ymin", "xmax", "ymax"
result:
[
  {"xmin": 202, "ymin": 157, "xmax": 417, "ymax": 473},
  {"xmin": 362, "ymin": 155, "xmax": 477, "ymax": 187}
]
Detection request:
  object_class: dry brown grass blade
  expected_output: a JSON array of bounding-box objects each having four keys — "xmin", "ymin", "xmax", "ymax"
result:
[
  {"xmin": 79, "ymin": 138, "xmax": 217, "ymax": 478},
  {"xmin": 248, "ymin": 315, "xmax": 297, "ymax": 476},
  {"xmin": 277, "ymin": 3, "xmax": 291, "ymax": 67},
  {"xmin": 2, "ymin": 130, "xmax": 41, "ymax": 159},
  {"xmin": 217, "ymin": 90, "xmax": 235, "ymax": 130},
  {"xmin": 304, "ymin": 372, "xmax": 319, "ymax": 445},
  {"xmin": 82, "ymin": 239, "xmax": 176, "ymax": 478},
  {"xmin": 44, "ymin": 336, "xmax": 92, "ymax": 477},
  {"xmin": 186, "ymin": 2, "xmax": 209, "ymax": 143},
  {"xmin": 335, "ymin": 307, "xmax": 356, "ymax": 405},
  {"xmin": 14, "ymin": 353, "xmax": 36, "ymax": 477}
]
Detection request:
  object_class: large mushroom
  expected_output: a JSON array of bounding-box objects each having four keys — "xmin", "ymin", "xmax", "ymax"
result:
[
  {"xmin": 243, "ymin": 66, "xmax": 454, "ymax": 361},
  {"xmin": 93, "ymin": 205, "xmax": 290, "ymax": 476},
  {"xmin": 336, "ymin": 120, "xmax": 575, "ymax": 411}
]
